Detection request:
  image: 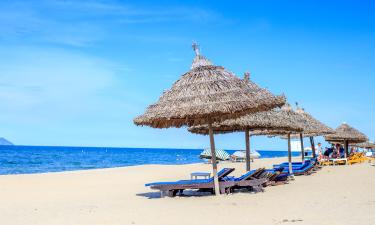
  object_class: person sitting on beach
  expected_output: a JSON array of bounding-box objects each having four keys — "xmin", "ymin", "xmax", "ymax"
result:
[
  {"xmin": 324, "ymin": 147, "xmax": 333, "ymax": 160},
  {"xmin": 330, "ymin": 150, "xmax": 339, "ymax": 159},
  {"xmin": 334, "ymin": 144, "xmax": 341, "ymax": 158}
]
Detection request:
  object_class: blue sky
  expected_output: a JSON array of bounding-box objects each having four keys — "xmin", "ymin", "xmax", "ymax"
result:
[{"xmin": 0, "ymin": 0, "xmax": 374, "ymax": 150}]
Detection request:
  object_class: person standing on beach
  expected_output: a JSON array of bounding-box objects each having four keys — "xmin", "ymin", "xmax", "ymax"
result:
[{"xmin": 316, "ymin": 143, "xmax": 323, "ymax": 156}]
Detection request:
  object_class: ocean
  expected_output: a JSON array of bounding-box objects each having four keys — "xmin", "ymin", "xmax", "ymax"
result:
[{"xmin": 0, "ymin": 145, "xmax": 301, "ymax": 175}]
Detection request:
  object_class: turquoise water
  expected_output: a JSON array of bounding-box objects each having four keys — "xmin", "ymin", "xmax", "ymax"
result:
[{"xmin": 0, "ymin": 145, "xmax": 300, "ymax": 175}]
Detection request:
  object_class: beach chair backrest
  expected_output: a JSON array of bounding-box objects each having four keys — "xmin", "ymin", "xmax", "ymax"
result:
[
  {"xmin": 274, "ymin": 167, "xmax": 284, "ymax": 172},
  {"xmin": 238, "ymin": 168, "xmax": 265, "ymax": 181},
  {"xmin": 207, "ymin": 168, "xmax": 235, "ymax": 182}
]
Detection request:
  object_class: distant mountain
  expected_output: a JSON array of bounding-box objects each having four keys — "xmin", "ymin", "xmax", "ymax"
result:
[{"xmin": 0, "ymin": 138, "xmax": 13, "ymax": 145}]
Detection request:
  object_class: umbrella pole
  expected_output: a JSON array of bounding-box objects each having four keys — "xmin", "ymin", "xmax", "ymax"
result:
[
  {"xmin": 208, "ymin": 121, "xmax": 220, "ymax": 196},
  {"xmin": 245, "ymin": 128, "xmax": 251, "ymax": 171},
  {"xmin": 344, "ymin": 140, "xmax": 349, "ymax": 158},
  {"xmin": 310, "ymin": 136, "xmax": 316, "ymax": 158},
  {"xmin": 288, "ymin": 133, "xmax": 294, "ymax": 177},
  {"xmin": 300, "ymin": 133, "xmax": 305, "ymax": 163}
]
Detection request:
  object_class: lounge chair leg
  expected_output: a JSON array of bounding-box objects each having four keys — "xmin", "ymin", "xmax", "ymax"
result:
[
  {"xmin": 167, "ymin": 190, "xmax": 177, "ymax": 197},
  {"xmin": 253, "ymin": 185, "xmax": 264, "ymax": 193}
]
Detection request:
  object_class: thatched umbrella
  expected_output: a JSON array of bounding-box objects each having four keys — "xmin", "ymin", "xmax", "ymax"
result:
[
  {"xmin": 248, "ymin": 104, "xmax": 306, "ymax": 175},
  {"xmin": 134, "ymin": 43, "xmax": 285, "ymax": 195},
  {"xmin": 325, "ymin": 123, "xmax": 368, "ymax": 157},
  {"xmin": 189, "ymin": 103, "xmax": 303, "ymax": 174},
  {"xmin": 187, "ymin": 71, "xmax": 289, "ymax": 172},
  {"xmin": 353, "ymin": 141, "xmax": 375, "ymax": 149},
  {"xmin": 294, "ymin": 104, "xmax": 335, "ymax": 159}
]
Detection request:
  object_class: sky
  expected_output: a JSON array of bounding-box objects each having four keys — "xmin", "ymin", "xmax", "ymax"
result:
[{"xmin": 0, "ymin": 0, "xmax": 374, "ymax": 150}]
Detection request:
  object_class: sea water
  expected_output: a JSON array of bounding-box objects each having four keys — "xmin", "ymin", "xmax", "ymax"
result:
[{"xmin": 0, "ymin": 145, "xmax": 300, "ymax": 175}]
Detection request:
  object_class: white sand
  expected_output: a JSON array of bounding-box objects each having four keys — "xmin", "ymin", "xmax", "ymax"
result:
[{"xmin": 0, "ymin": 157, "xmax": 374, "ymax": 225}]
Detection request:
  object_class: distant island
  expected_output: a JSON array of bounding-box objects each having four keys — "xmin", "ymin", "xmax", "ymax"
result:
[{"xmin": 0, "ymin": 138, "xmax": 14, "ymax": 145}]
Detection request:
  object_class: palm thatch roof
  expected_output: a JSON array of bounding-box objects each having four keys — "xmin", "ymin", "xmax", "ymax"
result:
[
  {"xmin": 134, "ymin": 43, "xmax": 285, "ymax": 128},
  {"xmin": 189, "ymin": 103, "xmax": 303, "ymax": 135},
  {"xmin": 268, "ymin": 103, "xmax": 335, "ymax": 139},
  {"xmin": 325, "ymin": 123, "xmax": 368, "ymax": 143},
  {"xmin": 352, "ymin": 141, "xmax": 375, "ymax": 149},
  {"xmin": 250, "ymin": 128, "xmax": 297, "ymax": 136},
  {"xmin": 292, "ymin": 104, "xmax": 335, "ymax": 137}
]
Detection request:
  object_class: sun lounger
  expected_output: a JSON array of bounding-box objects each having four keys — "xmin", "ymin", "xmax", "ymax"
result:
[
  {"xmin": 274, "ymin": 159, "xmax": 318, "ymax": 168},
  {"xmin": 320, "ymin": 160, "xmax": 333, "ymax": 166},
  {"xmin": 348, "ymin": 153, "xmax": 367, "ymax": 165},
  {"xmin": 145, "ymin": 168, "xmax": 235, "ymax": 197},
  {"xmin": 330, "ymin": 158, "xmax": 347, "ymax": 165},
  {"xmin": 289, "ymin": 164, "xmax": 315, "ymax": 175},
  {"xmin": 224, "ymin": 168, "xmax": 268, "ymax": 193},
  {"xmin": 274, "ymin": 162, "xmax": 315, "ymax": 176},
  {"xmin": 274, "ymin": 161, "xmax": 309, "ymax": 169},
  {"xmin": 263, "ymin": 167, "xmax": 289, "ymax": 185},
  {"xmin": 364, "ymin": 156, "xmax": 375, "ymax": 163},
  {"xmin": 287, "ymin": 164, "xmax": 314, "ymax": 175}
]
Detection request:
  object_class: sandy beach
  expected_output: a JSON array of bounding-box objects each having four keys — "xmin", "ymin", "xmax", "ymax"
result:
[{"xmin": 0, "ymin": 157, "xmax": 374, "ymax": 225}]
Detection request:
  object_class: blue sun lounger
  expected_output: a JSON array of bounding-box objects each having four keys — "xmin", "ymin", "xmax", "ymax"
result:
[
  {"xmin": 275, "ymin": 158, "xmax": 320, "ymax": 170},
  {"xmin": 145, "ymin": 168, "xmax": 235, "ymax": 197},
  {"xmin": 223, "ymin": 168, "xmax": 268, "ymax": 192},
  {"xmin": 264, "ymin": 167, "xmax": 290, "ymax": 184},
  {"xmin": 274, "ymin": 160, "xmax": 312, "ymax": 167},
  {"xmin": 275, "ymin": 162, "xmax": 315, "ymax": 176}
]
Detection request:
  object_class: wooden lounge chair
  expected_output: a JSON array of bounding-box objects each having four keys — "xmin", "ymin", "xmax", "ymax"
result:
[
  {"xmin": 291, "ymin": 164, "xmax": 315, "ymax": 175},
  {"xmin": 364, "ymin": 156, "xmax": 375, "ymax": 163},
  {"xmin": 275, "ymin": 162, "xmax": 315, "ymax": 176},
  {"xmin": 331, "ymin": 158, "xmax": 348, "ymax": 165},
  {"xmin": 225, "ymin": 168, "xmax": 268, "ymax": 193},
  {"xmin": 310, "ymin": 158, "xmax": 323, "ymax": 170},
  {"xmin": 145, "ymin": 168, "xmax": 235, "ymax": 197},
  {"xmin": 320, "ymin": 159, "xmax": 333, "ymax": 166},
  {"xmin": 348, "ymin": 153, "xmax": 368, "ymax": 165},
  {"xmin": 263, "ymin": 167, "xmax": 289, "ymax": 186},
  {"xmin": 275, "ymin": 159, "xmax": 321, "ymax": 170}
]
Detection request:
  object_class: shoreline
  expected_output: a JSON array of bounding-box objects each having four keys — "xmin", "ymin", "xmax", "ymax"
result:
[{"xmin": 0, "ymin": 155, "xmax": 294, "ymax": 177}]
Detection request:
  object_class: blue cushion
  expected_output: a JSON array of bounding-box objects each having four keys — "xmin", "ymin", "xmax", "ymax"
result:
[
  {"xmin": 145, "ymin": 179, "xmax": 212, "ymax": 187},
  {"xmin": 282, "ymin": 164, "xmax": 314, "ymax": 173},
  {"xmin": 222, "ymin": 170, "xmax": 258, "ymax": 182},
  {"xmin": 145, "ymin": 168, "xmax": 233, "ymax": 187}
]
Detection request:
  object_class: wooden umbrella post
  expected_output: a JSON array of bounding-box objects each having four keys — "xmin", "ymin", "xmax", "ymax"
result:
[
  {"xmin": 208, "ymin": 121, "xmax": 220, "ymax": 196},
  {"xmin": 245, "ymin": 128, "xmax": 251, "ymax": 171},
  {"xmin": 310, "ymin": 136, "xmax": 316, "ymax": 158},
  {"xmin": 344, "ymin": 140, "xmax": 349, "ymax": 158},
  {"xmin": 300, "ymin": 133, "xmax": 305, "ymax": 163},
  {"xmin": 288, "ymin": 133, "xmax": 294, "ymax": 177}
]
